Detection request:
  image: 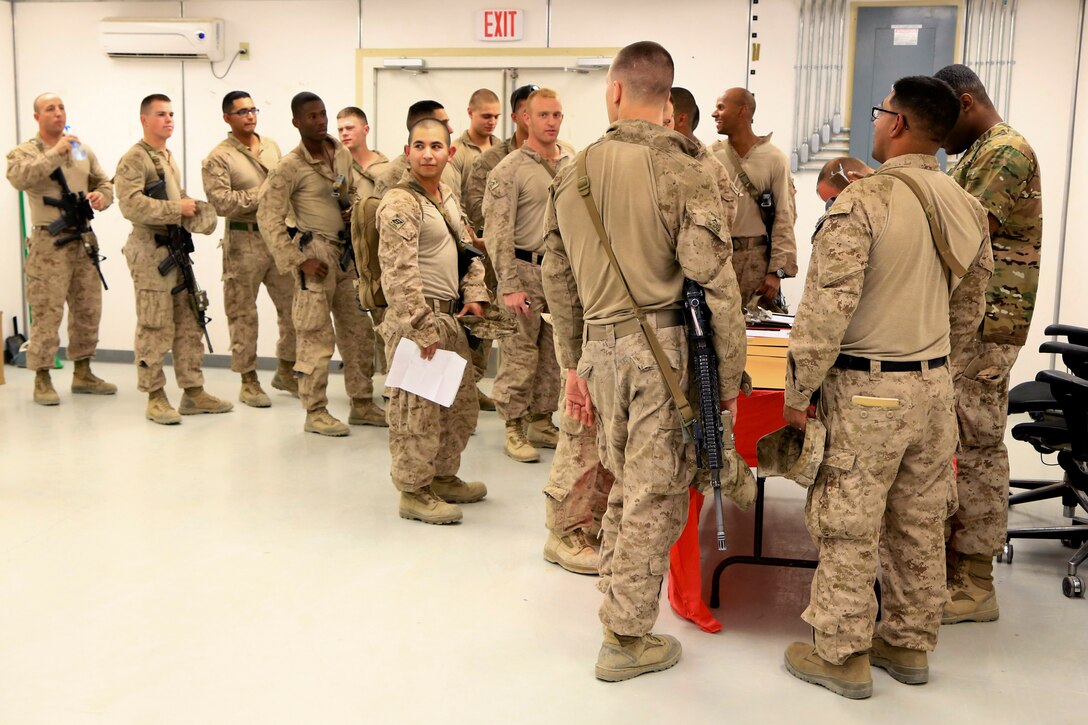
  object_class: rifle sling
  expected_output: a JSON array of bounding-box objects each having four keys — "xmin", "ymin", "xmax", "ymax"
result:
[
  {"xmin": 880, "ymin": 169, "xmax": 968, "ymax": 280},
  {"xmin": 574, "ymin": 148, "xmax": 695, "ymax": 428},
  {"xmin": 722, "ymin": 141, "xmax": 774, "ymax": 235}
]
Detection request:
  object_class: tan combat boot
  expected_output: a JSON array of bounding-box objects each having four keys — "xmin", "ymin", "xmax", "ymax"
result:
[
  {"xmin": 477, "ymin": 386, "xmax": 496, "ymax": 411},
  {"xmin": 504, "ymin": 417, "xmax": 540, "ymax": 463},
  {"xmin": 526, "ymin": 412, "xmax": 560, "ymax": 449},
  {"xmin": 239, "ymin": 371, "xmax": 271, "ymax": 408},
  {"xmin": 33, "ymin": 369, "xmax": 60, "ymax": 406},
  {"xmin": 595, "ymin": 629, "xmax": 682, "ymax": 682},
  {"xmin": 71, "ymin": 359, "xmax": 117, "ymax": 395},
  {"xmin": 348, "ymin": 397, "xmax": 388, "ymax": 427},
  {"xmin": 784, "ymin": 643, "xmax": 872, "ymax": 699},
  {"xmin": 304, "ymin": 408, "xmax": 350, "ymax": 437},
  {"xmin": 868, "ymin": 636, "xmax": 929, "ymax": 684},
  {"xmin": 270, "ymin": 359, "xmax": 299, "ymax": 397},
  {"xmin": 399, "ymin": 486, "xmax": 463, "ymax": 524},
  {"xmin": 942, "ymin": 554, "xmax": 999, "ymax": 624},
  {"xmin": 431, "ymin": 474, "xmax": 487, "ymax": 503},
  {"xmin": 146, "ymin": 388, "xmax": 181, "ymax": 425},
  {"xmin": 544, "ymin": 530, "xmax": 599, "ymax": 575},
  {"xmin": 180, "ymin": 387, "xmax": 234, "ymax": 415}
]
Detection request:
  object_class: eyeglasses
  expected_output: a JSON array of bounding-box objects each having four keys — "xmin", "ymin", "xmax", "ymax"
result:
[
  {"xmin": 229, "ymin": 108, "xmax": 259, "ymax": 117},
  {"xmin": 871, "ymin": 106, "xmax": 908, "ymax": 128}
]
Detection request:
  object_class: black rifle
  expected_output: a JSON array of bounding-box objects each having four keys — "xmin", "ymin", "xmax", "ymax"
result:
[
  {"xmin": 332, "ymin": 175, "xmax": 355, "ymax": 272},
  {"xmin": 43, "ymin": 167, "xmax": 108, "ymax": 289},
  {"xmin": 683, "ymin": 278, "xmax": 728, "ymax": 551},
  {"xmin": 145, "ymin": 179, "xmax": 214, "ymax": 352}
]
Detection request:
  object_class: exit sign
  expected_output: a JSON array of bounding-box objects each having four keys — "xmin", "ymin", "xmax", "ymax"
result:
[{"xmin": 476, "ymin": 9, "xmax": 524, "ymax": 41}]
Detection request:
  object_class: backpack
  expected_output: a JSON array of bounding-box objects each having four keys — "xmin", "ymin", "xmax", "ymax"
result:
[{"xmin": 351, "ymin": 193, "xmax": 387, "ymax": 310}]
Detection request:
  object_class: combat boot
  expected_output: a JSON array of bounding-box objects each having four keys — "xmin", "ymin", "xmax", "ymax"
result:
[
  {"xmin": 526, "ymin": 413, "xmax": 560, "ymax": 449},
  {"xmin": 239, "ymin": 371, "xmax": 271, "ymax": 408},
  {"xmin": 71, "ymin": 359, "xmax": 117, "ymax": 395},
  {"xmin": 33, "ymin": 369, "xmax": 60, "ymax": 406},
  {"xmin": 942, "ymin": 554, "xmax": 999, "ymax": 624},
  {"xmin": 399, "ymin": 486, "xmax": 463, "ymax": 524},
  {"xmin": 544, "ymin": 530, "xmax": 599, "ymax": 575},
  {"xmin": 504, "ymin": 417, "xmax": 540, "ymax": 462},
  {"xmin": 868, "ymin": 636, "xmax": 929, "ymax": 684},
  {"xmin": 348, "ymin": 397, "xmax": 388, "ymax": 427},
  {"xmin": 304, "ymin": 408, "xmax": 350, "ymax": 437},
  {"xmin": 180, "ymin": 387, "xmax": 234, "ymax": 415},
  {"xmin": 270, "ymin": 359, "xmax": 299, "ymax": 397},
  {"xmin": 784, "ymin": 643, "xmax": 872, "ymax": 699},
  {"xmin": 430, "ymin": 474, "xmax": 487, "ymax": 503},
  {"xmin": 477, "ymin": 386, "xmax": 496, "ymax": 411},
  {"xmin": 146, "ymin": 388, "xmax": 181, "ymax": 425},
  {"xmin": 595, "ymin": 629, "xmax": 682, "ymax": 682}
]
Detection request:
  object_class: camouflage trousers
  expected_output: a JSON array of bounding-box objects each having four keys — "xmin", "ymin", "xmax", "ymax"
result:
[
  {"xmin": 371, "ymin": 307, "xmax": 388, "ymax": 375},
  {"xmin": 24, "ymin": 228, "xmax": 102, "ymax": 371},
  {"xmin": 948, "ymin": 338, "xmax": 1022, "ymax": 558},
  {"xmin": 122, "ymin": 229, "xmax": 205, "ymax": 392},
  {"xmin": 581, "ymin": 322, "xmax": 692, "ymax": 636},
  {"xmin": 221, "ymin": 229, "xmax": 296, "ymax": 373},
  {"xmin": 730, "ymin": 237, "xmax": 769, "ymax": 304},
  {"xmin": 493, "ymin": 261, "xmax": 561, "ymax": 420},
  {"xmin": 293, "ymin": 237, "xmax": 373, "ymax": 412},
  {"xmin": 803, "ymin": 364, "xmax": 958, "ymax": 665},
  {"xmin": 385, "ymin": 314, "xmax": 479, "ymax": 492}
]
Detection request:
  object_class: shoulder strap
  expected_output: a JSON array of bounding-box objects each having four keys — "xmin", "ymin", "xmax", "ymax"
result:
[
  {"xmin": 574, "ymin": 149, "xmax": 695, "ymax": 428},
  {"xmin": 722, "ymin": 142, "xmax": 762, "ymax": 201},
  {"xmin": 881, "ymin": 169, "xmax": 968, "ymax": 279},
  {"xmin": 528, "ymin": 151, "xmax": 559, "ymax": 179},
  {"xmin": 137, "ymin": 141, "xmax": 167, "ymax": 182}
]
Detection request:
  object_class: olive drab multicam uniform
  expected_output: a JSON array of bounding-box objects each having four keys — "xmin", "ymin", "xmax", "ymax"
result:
[
  {"xmin": 116, "ymin": 142, "xmax": 218, "ymax": 393},
  {"xmin": 377, "ymin": 181, "xmax": 488, "ymax": 492},
  {"xmin": 947, "ymin": 122, "xmax": 1042, "ymax": 561},
  {"xmin": 257, "ymin": 136, "xmax": 374, "ymax": 415},
  {"xmin": 201, "ymin": 134, "xmax": 296, "ymax": 375},
  {"xmin": 710, "ymin": 133, "xmax": 797, "ymax": 302},
  {"xmin": 785, "ymin": 154, "xmax": 992, "ymax": 665},
  {"xmin": 6, "ymin": 136, "xmax": 113, "ymax": 371},
  {"xmin": 543, "ymin": 119, "xmax": 746, "ymax": 637}
]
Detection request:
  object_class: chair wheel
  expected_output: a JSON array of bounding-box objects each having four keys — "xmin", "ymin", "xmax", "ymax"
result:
[
  {"xmin": 1062, "ymin": 538, "xmax": 1079, "ymax": 549},
  {"xmin": 998, "ymin": 542, "xmax": 1014, "ymax": 564},
  {"xmin": 1062, "ymin": 575, "xmax": 1084, "ymax": 598}
]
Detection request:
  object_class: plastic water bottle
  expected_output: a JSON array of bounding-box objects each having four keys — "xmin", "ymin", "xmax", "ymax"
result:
[{"xmin": 64, "ymin": 124, "xmax": 86, "ymax": 161}]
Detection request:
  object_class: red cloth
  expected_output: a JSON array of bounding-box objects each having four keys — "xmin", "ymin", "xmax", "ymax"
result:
[{"xmin": 667, "ymin": 390, "xmax": 786, "ymax": 632}]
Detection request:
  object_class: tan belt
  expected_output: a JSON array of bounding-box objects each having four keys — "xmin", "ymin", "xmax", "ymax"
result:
[
  {"xmin": 732, "ymin": 235, "xmax": 768, "ymax": 250},
  {"xmin": 585, "ymin": 309, "xmax": 684, "ymax": 341},
  {"xmin": 425, "ymin": 297, "xmax": 458, "ymax": 316}
]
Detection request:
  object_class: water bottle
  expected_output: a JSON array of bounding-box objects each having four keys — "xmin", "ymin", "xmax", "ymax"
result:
[{"xmin": 64, "ymin": 124, "xmax": 86, "ymax": 161}]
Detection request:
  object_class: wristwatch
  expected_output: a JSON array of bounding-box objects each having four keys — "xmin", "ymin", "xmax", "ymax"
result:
[{"xmin": 774, "ymin": 268, "xmax": 787, "ymax": 279}]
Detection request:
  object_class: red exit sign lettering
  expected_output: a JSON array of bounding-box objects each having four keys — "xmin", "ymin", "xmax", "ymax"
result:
[{"xmin": 476, "ymin": 9, "xmax": 524, "ymax": 41}]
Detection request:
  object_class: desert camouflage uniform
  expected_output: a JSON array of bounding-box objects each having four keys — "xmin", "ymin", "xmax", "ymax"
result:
[
  {"xmin": 201, "ymin": 133, "xmax": 295, "ymax": 374},
  {"xmin": 785, "ymin": 154, "xmax": 991, "ymax": 664},
  {"xmin": 257, "ymin": 135, "xmax": 372, "ymax": 413},
  {"xmin": 116, "ymin": 142, "xmax": 217, "ymax": 393},
  {"xmin": 543, "ymin": 119, "xmax": 746, "ymax": 636},
  {"xmin": 377, "ymin": 181, "xmax": 488, "ymax": 492},
  {"xmin": 947, "ymin": 122, "xmax": 1043, "ymax": 560},
  {"xmin": 7, "ymin": 136, "xmax": 113, "ymax": 370},
  {"xmin": 450, "ymin": 129, "xmax": 496, "ymax": 200}
]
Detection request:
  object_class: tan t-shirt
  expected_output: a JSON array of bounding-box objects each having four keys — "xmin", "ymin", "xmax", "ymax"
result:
[{"xmin": 6, "ymin": 135, "xmax": 114, "ymax": 226}]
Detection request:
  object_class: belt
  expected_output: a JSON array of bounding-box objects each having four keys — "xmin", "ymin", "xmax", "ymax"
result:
[
  {"xmin": 732, "ymin": 235, "xmax": 769, "ymax": 250},
  {"xmin": 425, "ymin": 297, "xmax": 458, "ymax": 316},
  {"xmin": 227, "ymin": 220, "xmax": 259, "ymax": 232},
  {"xmin": 585, "ymin": 309, "xmax": 684, "ymax": 341},
  {"xmin": 834, "ymin": 354, "xmax": 947, "ymax": 372},
  {"xmin": 34, "ymin": 224, "xmax": 76, "ymax": 234},
  {"xmin": 514, "ymin": 248, "xmax": 545, "ymax": 265}
]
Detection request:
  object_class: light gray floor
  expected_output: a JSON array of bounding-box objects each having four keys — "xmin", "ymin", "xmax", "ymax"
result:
[{"xmin": 0, "ymin": 362, "xmax": 1085, "ymax": 724}]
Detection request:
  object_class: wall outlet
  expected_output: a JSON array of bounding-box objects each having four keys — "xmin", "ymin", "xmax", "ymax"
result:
[{"xmin": 239, "ymin": 42, "xmax": 251, "ymax": 60}]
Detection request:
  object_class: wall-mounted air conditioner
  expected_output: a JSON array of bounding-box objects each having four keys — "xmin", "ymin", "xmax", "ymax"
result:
[{"xmin": 99, "ymin": 18, "xmax": 226, "ymax": 61}]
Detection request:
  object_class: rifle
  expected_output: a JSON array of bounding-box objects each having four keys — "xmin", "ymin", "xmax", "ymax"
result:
[
  {"xmin": 683, "ymin": 278, "xmax": 728, "ymax": 551},
  {"xmin": 43, "ymin": 167, "xmax": 108, "ymax": 289},
  {"xmin": 145, "ymin": 179, "xmax": 214, "ymax": 352}
]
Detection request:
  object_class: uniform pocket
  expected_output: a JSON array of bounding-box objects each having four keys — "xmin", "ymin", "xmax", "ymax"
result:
[
  {"xmin": 805, "ymin": 448, "xmax": 874, "ymax": 540},
  {"xmin": 292, "ymin": 288, "xmax": 328, "ymax": 332},
  {"xmin": 136, "ymin": 289, "xmax": 170, "ymax": 330}
]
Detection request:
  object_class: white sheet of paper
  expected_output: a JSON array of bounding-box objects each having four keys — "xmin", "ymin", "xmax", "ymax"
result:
[{"xmin": 385, "ymin": 337, "xmax": 468, "ymax": 408}]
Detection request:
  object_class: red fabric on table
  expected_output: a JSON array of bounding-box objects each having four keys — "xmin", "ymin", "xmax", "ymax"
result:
[{"xmin": 667, "ymin": 390, "xmax": 787, "ymax": 632}]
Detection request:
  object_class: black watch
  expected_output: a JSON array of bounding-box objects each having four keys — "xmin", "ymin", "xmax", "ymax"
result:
[{"xmin": 774, "ymin": 268, "xmax": 787, "ymax": 279}]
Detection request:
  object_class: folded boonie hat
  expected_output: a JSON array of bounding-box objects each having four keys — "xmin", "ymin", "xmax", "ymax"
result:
[
  {"xmin": 757, "ymin": 419, "xmax": 827, "ymax": 488},
  {"xmin": 183, "ymin": 201, "xmax": 219, "ymax": 236},
  {"xmin": 691, "ymin": 448, "xmax": 757, "ymax": 512},
  {"xmin": 462, "ymin": 306, "xmax": 517, "ymax": 340}
]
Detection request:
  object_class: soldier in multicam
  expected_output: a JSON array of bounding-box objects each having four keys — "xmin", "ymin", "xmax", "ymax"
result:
[
  {"xmin": 257, "ymin": 92, "xmax": 385, "ymax": 436},
  {"xmin": 116, "ymin": 94, "xmax": 231, "ymax": 425},
  {"xmin": 377, "ymin": 118, "xmax": 489, "ymax": 525},
  {"xmin": 202, "ymin": 90, "xmax": 296, "ymax": 408},
  {"xmin": 543, "ymin": 42, "xmax": 746, "ymax": 682},
  {"xmin": 6, "ymin": 92, "xmax": 116, "ymax": 405},
  {"xmin": 934, "ymin": 64, "xmax": 1043, "ymax": 625},
  {"xmin": 450, "ymin": 88, "xmax": 500, "ymax": 199},
  {"xmin": 483, "ymin": 88, "xmax": 572, "ymax": 465},
  {"xmin": 781, "ymin": 76, "xmax": 992, "ymax": 700},
  {"xmin": 710, "ymin": 88, "xmax": 798, "ymax": 307}
]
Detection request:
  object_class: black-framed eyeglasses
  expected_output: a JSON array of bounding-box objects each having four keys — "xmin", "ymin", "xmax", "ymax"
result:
[
  {"xmin": 871, "ymin": 106, "xmax": 907, "ymax": 128},
  {"xmin": 229, "ymin": 108, "xmax": 259, "ymax": 117}
]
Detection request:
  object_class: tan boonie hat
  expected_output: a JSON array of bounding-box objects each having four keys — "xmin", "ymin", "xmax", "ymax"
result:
[
  {"xmin": 183, "ymin": 201, "xmax": 219, "ymax": 235},
  {"xmin": 756, "ymin": 418, "xmax": 827, "ymax": 488},
  {"xmin": 459, "ymin": 305, "xmax": 517, "ymax": 341},
  {"xmin": 693, "ymin": 447, "xmax": 758, "ymax": 512}
]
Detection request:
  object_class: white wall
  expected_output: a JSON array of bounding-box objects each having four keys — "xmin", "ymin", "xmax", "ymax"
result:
[{"xmin": 0, "ymin": 0, "xmax": 20, "ymax": 343}]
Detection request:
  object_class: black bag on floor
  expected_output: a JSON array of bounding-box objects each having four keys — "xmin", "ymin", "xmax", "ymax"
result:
[{"xmin": 4, "ymin": 316, "xmax": 26, "ymax": 364}]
